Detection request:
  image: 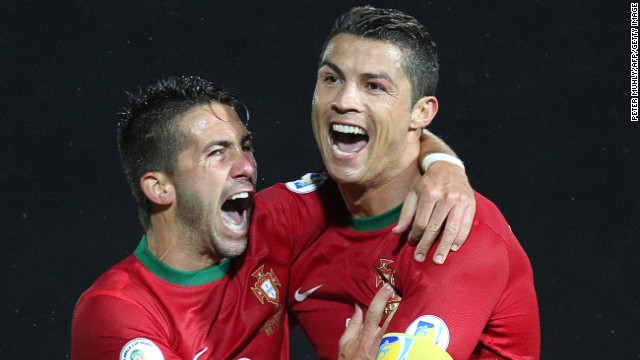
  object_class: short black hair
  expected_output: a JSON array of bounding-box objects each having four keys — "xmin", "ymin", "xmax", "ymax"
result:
[
  {"xmin": 117, "ymin": 75, "xmax": 249, "ymax": 229},
  {"xmin": 321, "ymin": 5, "xmax": 439, "ymax": 103}
]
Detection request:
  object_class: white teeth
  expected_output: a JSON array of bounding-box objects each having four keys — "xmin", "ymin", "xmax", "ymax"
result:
[
  {"xmin": 230, "ymin": 192, "xmax": 249, "ymax": 200},
  {"xmin": 332, "ymin": 124, "xmax": 366, "ymax": 135}
]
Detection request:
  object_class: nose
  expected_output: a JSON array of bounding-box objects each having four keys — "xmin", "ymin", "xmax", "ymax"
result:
[
  {"xmin": 231, "ymin": 151, "xmax": 256, "ymax": 181},
  {"xmin": 331, "ymin": 82, "xmax": 364, "ymax": 114}
]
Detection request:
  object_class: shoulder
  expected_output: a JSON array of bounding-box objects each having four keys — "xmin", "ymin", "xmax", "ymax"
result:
[
  {"xmin": 463, "ymin": 192, "xmax": 523, "ymax": 254},
  {"xmin": 254, "ymin": 171, "xmax": 343, "ymax": 219},
  {"xmin": 72, "ymin": 254, "xmax": 170, "ymax": 341},
  {"xmin": 74, "ymin": 255, "xmax": 152, "ymax": 317},
  {"xmin": 251, "ymin": 172, "xmax": 344, "ymax": 256},
  {"xmin": 473, "ymin": 191, "xmax": 531, "ymax": 248},
  {"xmin": 452, "ymin": 193, "xmax": 511, "ymax": 264},
  {"xmin": 71, "ymin": 256, "xmax": 170, "ymax": 359},
  {"xmin": 472, "ymin": 192, "xmax": 513, "ymax": 239},
  {"xmin": 410, "ymin": 192, "xmax": 525, "ymax": 280},
  {"xmin": 256, "ymin": 172, "xmax": 338, "ymax": 202},
  {"xmin": 470, "ymin": 191, "xmax": 534, "ymax": 275}
]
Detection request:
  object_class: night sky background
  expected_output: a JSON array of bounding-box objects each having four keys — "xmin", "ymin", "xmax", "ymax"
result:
[{"xmin": 2, "ymin": 1, "xmax": 638, "ymax": 358}]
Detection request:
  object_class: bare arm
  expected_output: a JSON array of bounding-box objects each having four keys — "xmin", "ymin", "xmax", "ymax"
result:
[{"xmin": 394, "ymin": 130, "xmax": 476, "ymax": 264}]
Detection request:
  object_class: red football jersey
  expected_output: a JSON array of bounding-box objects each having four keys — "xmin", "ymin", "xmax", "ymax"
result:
[
  {"xmin": 72, "ymin": 178, "xmax": 339, "ymax": 360},
  {"xmin": 289, "ymin": 190, "xmax": 540, "ymax": 360}
]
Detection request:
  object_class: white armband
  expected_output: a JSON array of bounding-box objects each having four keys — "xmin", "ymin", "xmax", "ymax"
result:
[{"xmin": 421, "ymin": 153, "xmax": 465, "ymax": 172}]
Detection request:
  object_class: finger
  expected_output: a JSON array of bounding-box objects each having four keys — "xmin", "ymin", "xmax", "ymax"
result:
[
  {"xmin": 407, "ymin": 190, "xmax": 438, "ymax": 245},
  {"xmin": 393, "ymin": 192, "xmax": 417, "ymax": 234},
  {"xmin": 412, "ymin": 197, "xmax": 452, "ymax": 262},
  {"xmin": 370, "ymin": 306, "xmax": 398, "ymax": 356},
  {"xmin": 432, "ymin": 205, "xmax": 466, "ymax": 264},
  {"xmin": 380, "ymin": 307, "xmax": 397, "ymax": 335},
  {"xmin": 342, "ymin": 285, "xmax": 393, "ymax": 359},
  {"xmin": 339, "ymin": 303, "xmax": 364, "ymax": 347},
  {"xmin": 361, "ymin": 284, "xmax": 394, "ymax": 336},
  {"xmin": 451, "ymin": 204, "xmax": 475, "ymax": 251}
]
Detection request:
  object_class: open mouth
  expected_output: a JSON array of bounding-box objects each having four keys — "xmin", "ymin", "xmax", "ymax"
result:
[
  {"xmin": 330, "ymin": 124, "xmax": 369, "ymax": 155},
  {"xmin": 220, "ymin": 191, "xmax": 253, "ymax": 231}
]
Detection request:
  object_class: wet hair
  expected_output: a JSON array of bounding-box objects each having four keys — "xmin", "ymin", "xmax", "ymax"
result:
[
  {"xmin": 117, "ymin": 75, "xmax": 249, "ymax": 229},
  {"xmin": 321, "ymin": 5, "xmax": 439, "ymax": 103}
]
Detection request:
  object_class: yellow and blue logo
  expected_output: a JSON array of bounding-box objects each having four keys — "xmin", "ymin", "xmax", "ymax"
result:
[
  {"xmin": 405, "ymin": 314, "xmax": 450, "ymax": 350},
  {"xmin": 285, "ymin": 172, "xmax": 328, "ymax": 194},
  {"xmin": 376, "ymin": 333, "xmax": 452, "ymax": 360},
  {"xmin": 377, "ymin": 333, "xmax": 414, "ymax": 360}
]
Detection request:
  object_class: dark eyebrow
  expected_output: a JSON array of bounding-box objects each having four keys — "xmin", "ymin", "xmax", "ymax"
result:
[
  {"xmin": 362, "ymin": 72, "xmax": 395, "ymax": 86},
  {"xmin": 320, "ymin": 61, "xmax": 395, "ymax": 86},
  {"xmin": 202, "ymin": 133, "xmax": 253, "ymax": 154},
  {"xmin": 203, "ymin": 139, "xmax": 231, "ymax": 153},
  {"xmin": 319, "ymin": 61, "xmax": 344, "ymax": 79}
]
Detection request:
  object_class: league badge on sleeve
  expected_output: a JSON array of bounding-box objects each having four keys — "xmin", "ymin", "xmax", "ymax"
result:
[
  {"xmin": 120, "ymin": 338, "xmax": 164, "ymax": 360},
  {"xmin": 376, "ymin": 333, "xmax": 452, "ymax": 360},
  {"xmin": 405, "ymin": 315, "xmax": 450, "ymax": 350},
  {"xmin": 377, "ymin": 333, "xmax": 413, "ymax": 359},
  {"xmin": 285, "ymin": 172, "xmax": 328, "ymax": 194}
]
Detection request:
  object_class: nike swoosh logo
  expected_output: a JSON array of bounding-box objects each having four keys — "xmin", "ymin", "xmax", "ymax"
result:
[
  {"xmin": 193, "ymin": 347, "xmax": 208, "ymax": 360},
  {"xmin": 294, "ymin": 285, "xmax": 322, "ymax": 302}
]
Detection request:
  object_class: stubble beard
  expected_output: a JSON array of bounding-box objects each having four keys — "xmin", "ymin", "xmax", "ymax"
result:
[{"xmin": 174, "ymin": 181, "xmax": 247, "ymax": 261}]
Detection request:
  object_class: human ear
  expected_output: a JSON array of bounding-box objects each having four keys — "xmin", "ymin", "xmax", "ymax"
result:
[
  {"xmin": 140, "ymin": 172, "xmax": 175, "ymax": 206},
  {"xmin": 410, "ymin": 96, "xmax": 438, "ymax": 129}
]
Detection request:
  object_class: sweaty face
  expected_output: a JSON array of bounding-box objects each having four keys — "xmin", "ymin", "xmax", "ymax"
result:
[
  {"xmin": 174, "ymin": 103, "xmax": 256, "ymax": 260},
  {"xmin": 312, "ymin": 34, "xmax": 420, "ymax": 187}
]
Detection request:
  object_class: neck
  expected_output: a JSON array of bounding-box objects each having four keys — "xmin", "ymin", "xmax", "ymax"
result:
[
  {"xmin": 338, "ymin": 164, "xmax": 421, "ymax": 218},
  {"xmin": 146, "ymin": 212, "xmax": 221, "ymax": 271}
]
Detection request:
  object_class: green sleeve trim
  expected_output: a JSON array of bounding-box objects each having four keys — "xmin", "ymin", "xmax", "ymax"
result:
[
  {"xmin": 349, "ymin": 203, "xmax": 403, "ymax": 232},
  {"xmin": 134, "ymin": 235, "xmax": 231, "ymax": 286}
]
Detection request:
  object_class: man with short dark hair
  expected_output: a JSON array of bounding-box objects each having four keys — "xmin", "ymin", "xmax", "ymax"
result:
[{"xmin": 289, "ymin": 6, "xmax": 540, "ymax": 359}]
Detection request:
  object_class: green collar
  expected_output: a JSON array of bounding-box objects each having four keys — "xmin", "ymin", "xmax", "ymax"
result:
[
  {"xmin": 349, "ymin": 203, "xmax": 402, "ymax": 232},
  {"xmin": 134, "ymin": 235, "xmax": 231, "ymax": 286}
]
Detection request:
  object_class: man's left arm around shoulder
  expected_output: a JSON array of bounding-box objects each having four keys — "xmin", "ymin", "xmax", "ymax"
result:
[{"xmin": 394, "ymin": 129, "xmax": 476, "ymax": 264}]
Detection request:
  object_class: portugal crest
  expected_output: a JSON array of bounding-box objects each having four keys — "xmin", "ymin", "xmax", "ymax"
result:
[
  {"xmin": 374, "ymin": 259, "xmax": 402, "ymax": 314},
  {"xmin": 251, "ymin": 265, "xmax": 281, "ymax": 306}
]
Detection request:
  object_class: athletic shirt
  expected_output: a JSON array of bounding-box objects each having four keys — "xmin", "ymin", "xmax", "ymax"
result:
[
  {"xmin": 289, "ymin": 189, "xmax": 540, "ymax": 360},
  {"xmin": 71, "ymin": 178, "xmax": 340, "ymax": 360}
]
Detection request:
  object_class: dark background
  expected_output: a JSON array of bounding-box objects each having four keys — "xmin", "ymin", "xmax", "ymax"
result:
[{"xmin": 2, "ymin": 0, "xmax": 638, "ymax": 358}]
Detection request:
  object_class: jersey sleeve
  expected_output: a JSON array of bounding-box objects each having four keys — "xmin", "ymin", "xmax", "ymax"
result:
[
  {"xmin": 384, "ymin": 194, "xmax": 539, "ymax": 359},
  {"xmin": 71, "ymin": 292, "xmax": 180, "ymax": 360},
  {"xmin": 254, "ymin": 173, "xmax": 344, "ymax": 260},
  {"xmin": 473, "ymin": 225, "xmax": 540, "ymax": 359}
]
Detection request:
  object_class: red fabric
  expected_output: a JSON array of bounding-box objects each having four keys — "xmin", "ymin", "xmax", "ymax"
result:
[
  {"xmin": 289, "ymin": 191, "xmax": 540, "ymax": 360},
  {"xmin": 71, "ymin": 181, "xmax": 336, "ymax": 360}
]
